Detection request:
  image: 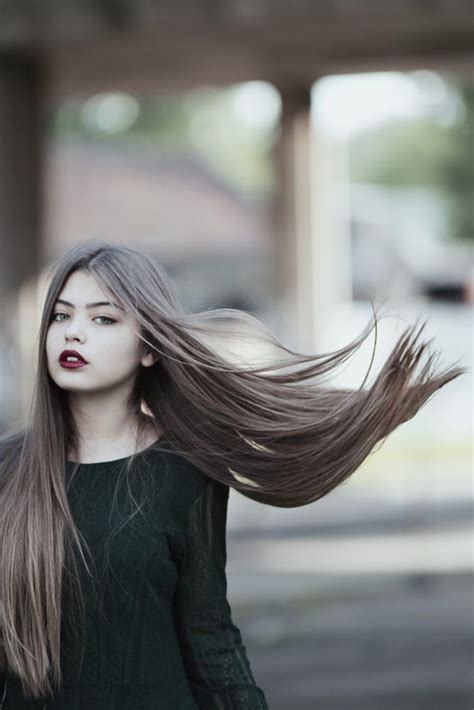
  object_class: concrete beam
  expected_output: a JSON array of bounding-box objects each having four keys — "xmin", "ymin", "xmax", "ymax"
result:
[{"xmin": 271, "ymin": 86, "xmax": 314, "ymax": 352}]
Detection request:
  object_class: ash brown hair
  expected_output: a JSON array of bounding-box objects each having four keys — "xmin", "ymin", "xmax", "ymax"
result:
[{"xmin": 0, "ymin": 239, "xmax": 467, "ymax": 700}]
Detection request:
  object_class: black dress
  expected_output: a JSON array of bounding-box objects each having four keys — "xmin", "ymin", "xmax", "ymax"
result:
[{"xmin": 0, "ymin": 440, "xmax": 268, "ymax": 709}]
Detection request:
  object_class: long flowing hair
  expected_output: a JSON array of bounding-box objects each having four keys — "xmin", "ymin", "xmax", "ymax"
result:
[{"xmin": 0, "ymin": 239, "xmax": 467, "ymax": 700}]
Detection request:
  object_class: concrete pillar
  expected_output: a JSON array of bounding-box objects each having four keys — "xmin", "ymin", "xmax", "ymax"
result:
[
  {"xmin": 0, "ymin": 53, "xmax": 46, "ymax": 428},
  {"xmin": 271, "ymin": 85, "xmax": 314, "ymax": 353},
  {"xmin": 270, "ymin": 83, "xmax": 352, "ymax": 356}
]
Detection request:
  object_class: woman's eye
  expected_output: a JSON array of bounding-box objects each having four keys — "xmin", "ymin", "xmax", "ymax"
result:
[
  {"xmin": 51, "ymin": 313, "xmax": 115, "ymax": 325},
  {"xmin": 94, "ymin": 316, "xmax": 115, "ymax": 325}
]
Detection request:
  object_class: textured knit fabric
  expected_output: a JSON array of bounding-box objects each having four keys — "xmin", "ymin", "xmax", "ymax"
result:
[{"xmin": 0, "ymin": 440, "xmax": 268, "ymax": 709}]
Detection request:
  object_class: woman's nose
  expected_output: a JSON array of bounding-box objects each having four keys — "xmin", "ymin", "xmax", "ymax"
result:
[{"xmin": 65, "ymin": 330, "xmax": 85, "ymax": 343}]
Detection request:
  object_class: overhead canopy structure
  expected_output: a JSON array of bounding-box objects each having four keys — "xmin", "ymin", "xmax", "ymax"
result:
[{"xmin": 0, "ymin": 0, "xmax": 473, "ymax": 97}]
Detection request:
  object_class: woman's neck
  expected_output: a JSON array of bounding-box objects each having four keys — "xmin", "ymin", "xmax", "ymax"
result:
[{"xmin": 68, "ymin": 420, "xmax": 163, "ymax": 464}]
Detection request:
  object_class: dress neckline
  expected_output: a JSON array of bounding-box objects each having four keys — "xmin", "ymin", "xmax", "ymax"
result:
[{"xmin": 66, "ymin": 436, "xmax": 168, "ymax": 467}]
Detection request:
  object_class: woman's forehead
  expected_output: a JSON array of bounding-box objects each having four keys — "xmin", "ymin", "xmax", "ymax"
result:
[{"xmin": 58, "ymin": 271, "xmax": 126, "ymax": 312}]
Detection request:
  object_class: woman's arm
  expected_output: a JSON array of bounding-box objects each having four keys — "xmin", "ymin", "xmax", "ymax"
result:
[{"xmin": 173, "ymin": 479, "xmax": 269, "ymax": 710}]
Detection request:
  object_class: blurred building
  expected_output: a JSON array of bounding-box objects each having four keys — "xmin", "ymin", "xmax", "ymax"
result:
[{"xmin": 44, "ymin": 139, "xmax": 272, "ymax": 312}]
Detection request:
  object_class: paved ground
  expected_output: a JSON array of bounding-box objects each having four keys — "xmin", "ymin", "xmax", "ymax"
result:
[
  {"xmin": 236, "ymin": 572, "xmax": 473, "ymax": 709},
  {"xmin": 225, "ymin": 502, "xmax": 473, "ymax": 710}
]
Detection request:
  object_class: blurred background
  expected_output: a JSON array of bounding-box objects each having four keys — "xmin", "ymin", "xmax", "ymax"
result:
[{"xmin": 0, "ymin": 2, "xmax": 472, "ymax": 708}]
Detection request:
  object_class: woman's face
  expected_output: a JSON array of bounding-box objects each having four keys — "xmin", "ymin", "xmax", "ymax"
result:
[{"xmin": 46, "ymin": 269, "xmax": 156, "ymax": 395}]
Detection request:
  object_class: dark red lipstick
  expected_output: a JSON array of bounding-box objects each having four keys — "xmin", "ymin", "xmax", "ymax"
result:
[{"xmin": 59, "ymin": 349, "xmax": 89, "ymax": 369}]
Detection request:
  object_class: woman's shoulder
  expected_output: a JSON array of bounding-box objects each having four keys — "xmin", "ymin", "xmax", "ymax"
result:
[
  {"xmin": 0, "ymin": 430, "xmax": 25, "ymax": 455},
  {"xmin": 148, "ymin": 440, "xmax": 218, "ymax": 509},
  {"xmin": 0, "ymin": 430, "xmax": 26, "ymax": 491}
]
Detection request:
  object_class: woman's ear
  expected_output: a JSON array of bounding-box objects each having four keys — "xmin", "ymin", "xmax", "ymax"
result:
[{"xmin": 141, "ymin": 350, "xmax": 159, "ymax": 367}]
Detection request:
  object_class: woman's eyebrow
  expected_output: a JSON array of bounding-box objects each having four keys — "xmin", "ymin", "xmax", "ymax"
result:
[{"xmin": 55, "ymin": 298, "xmax": 125, "ymax": 312}]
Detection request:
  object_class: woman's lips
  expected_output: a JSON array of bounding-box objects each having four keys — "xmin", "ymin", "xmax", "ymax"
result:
[{"xmin": 59, "ymin": 360, "xmax": 88, "ymax": 369}]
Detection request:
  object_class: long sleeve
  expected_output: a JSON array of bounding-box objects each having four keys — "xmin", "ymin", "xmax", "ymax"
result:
[{"xmin": 173, "ymin": 478, "xmax": 269, "ymax": 710}]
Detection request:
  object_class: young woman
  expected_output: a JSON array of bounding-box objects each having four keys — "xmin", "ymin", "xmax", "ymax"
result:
[{"xmin": 0, "ymin": 240, "xmax": 466, "ymax": 709}]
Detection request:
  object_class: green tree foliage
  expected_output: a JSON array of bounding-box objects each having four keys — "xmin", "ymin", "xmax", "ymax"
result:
[
  {"xmin": 438, "ymin": 83, "xmax": 474, "ymax": 244},
  {"xmin": 349, "ymin": 79, "xmax": 473, "ymax": 243}
]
